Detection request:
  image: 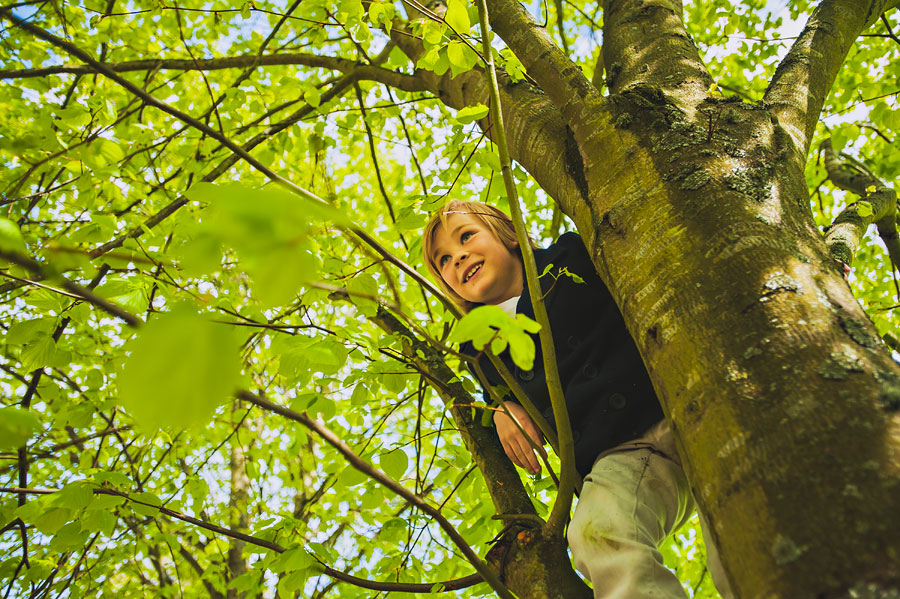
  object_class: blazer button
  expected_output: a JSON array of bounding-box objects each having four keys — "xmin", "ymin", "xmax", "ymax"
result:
[
  {"xmin": 518, "ymin": 369, "xmax": 535, "ymax": 382},
  {"xmin": 609, "ymin": 393, "xmax": 627, "ymax": 410},
  {"xmin": 567, "ymin": 335, "xmax": 581, "ymax": 348},
  {"xmin": 583, "ymin": 364, "xmax": 598, "ymax": 378}
]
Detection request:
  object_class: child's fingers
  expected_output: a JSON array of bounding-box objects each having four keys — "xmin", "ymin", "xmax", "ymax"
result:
[
  {"xmin": 513, "ymin": 437, "xmax": 541, "ymax": 474},
  {"xmin": 501, "ymin": 437, "xmax": 538, "ymax": 474}
]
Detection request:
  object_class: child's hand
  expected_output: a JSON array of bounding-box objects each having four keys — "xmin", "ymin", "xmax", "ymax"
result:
[{"xmin": 494, "ymin": 402, "xmax": 545, "ymax": 475}]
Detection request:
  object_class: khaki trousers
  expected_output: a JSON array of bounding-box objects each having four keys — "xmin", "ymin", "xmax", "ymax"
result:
[{"xmin": 567, "ymin": 420, "xmax": 733, "ymax": 599}]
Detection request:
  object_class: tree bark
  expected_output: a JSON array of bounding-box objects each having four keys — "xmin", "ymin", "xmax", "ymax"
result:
[
  {"xmin": 227, "ymin": 435, "xmax": 250, "ymax": 598},
  {"xmin": 398, "ymin": 0, "xmax": 900, "ymax": 596}
]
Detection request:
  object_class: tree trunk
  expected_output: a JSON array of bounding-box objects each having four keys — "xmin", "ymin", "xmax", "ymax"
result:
[
  {"xmin": 227, "ymin": 434, "xmax": 250, "ymax": 598},
  {"xmin": 578, "ymin": 85, "xmax": 900, "ymax": 599},
  {"xmin": 395, "ymin": 0, "xmax": 900, "ymax": 596}
]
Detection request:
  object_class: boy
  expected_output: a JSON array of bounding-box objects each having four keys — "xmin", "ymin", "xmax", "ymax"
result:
[{"xmin": 423, "ymin": 200, "xmax": 732, "ymax": 599}]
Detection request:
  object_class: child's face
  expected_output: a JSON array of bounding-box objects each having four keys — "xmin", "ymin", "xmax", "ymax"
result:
[{"xmin": 430, "ymin": 213, "xmax": 523, "ymax": 305}]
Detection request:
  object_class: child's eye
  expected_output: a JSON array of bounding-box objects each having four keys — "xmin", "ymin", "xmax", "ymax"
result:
[
  {"xmin": 438, "ymin": 255, "xmax": 450, "ymax": 267},
  {"xmin": 460, "ymin": 231, "xmax": 473, "ymax": 243}
]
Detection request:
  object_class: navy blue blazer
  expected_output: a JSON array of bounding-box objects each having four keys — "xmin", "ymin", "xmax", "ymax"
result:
[{"xmin": 461, "ymin": 232, "xmax": 663, "ymax": 479}]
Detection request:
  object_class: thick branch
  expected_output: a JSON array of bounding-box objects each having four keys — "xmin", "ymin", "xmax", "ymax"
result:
[
  {"xmin": 0, "ymin": 53, "xmax": 426, "ymax": 92},
  {"xmin": 483, "ymin": 0, "xmax": 600, "ymax": 124},
  {"xmin": 389, "ymin": 16, "xmax": 590, "ymax": 214},
  {"xmin": 601, "ymin": 0, "xmax": 712, "ymax": 98},
  {"xmin": 822, "ymin": 138, "xmax": 900, "ymax": 268},
  {"xmin": 764, "ymin": 0, "xmax": 900, "ymax": 157}
]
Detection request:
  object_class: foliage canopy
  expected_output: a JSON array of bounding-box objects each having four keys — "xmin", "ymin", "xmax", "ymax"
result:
[{"xmin": 0, "ymin": 0, "xmax": 898, "ymax": 597}]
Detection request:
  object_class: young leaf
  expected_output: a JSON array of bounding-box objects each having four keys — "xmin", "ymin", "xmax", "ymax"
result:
[
  {"xmin": 118, "ymin": 305, "xmax": 242, "ymax": 430},
  {"xmin": 447, "ymin": 41, "xmax": 477, "ymax": 78},
  {"xmin": 445, "ymin": 0, "xmax": 470, "ymax": 34},
  {"xmin": 0, "ymin": 408, "xmax": 41, "ymax": 450},
  {"xmin": 380, "ymin": 449, "xmax": 409, "ymax": 480},
  {"xmin": 455, "ymin": 103, "xmax": 489, "ymax": 125},
  {"xmin": 0, "ymin": 217, "xmax": 27, "ymax": 253}
]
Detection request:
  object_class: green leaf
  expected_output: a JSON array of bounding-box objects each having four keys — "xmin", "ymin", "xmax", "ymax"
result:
[
  {"xmin": 6, "ymin": 318, "xmax": 55, "ymax": 346},
  {"xmin": 304, "ymin": 87, "xmax": 321, "ymax": 108},
  {"xmin": 446, "ymin": 41, "xmax": 477, "ymax": 78},
  {"xmin": 270, "ymin": 547, "xmax": 313, "ymax": 573},
  {"xmin": 448, "ymin": 305, "xmax": 540, "ymax": 370},
  {"xmin": 53, "ymin": 482, "xmax": 94, "ymax": 510},
  {"xmin": 50, "ymin": 521, "xmax": 90, "ymax": 552},
  {"xmin": 277, "ymin": 570, "xmax": 312, "ymax": 599},
  {"xmin": 129, "ymin": 491, "xmax": 162, "ymax": 517},
  {"xmin": 97, "ymin": 139, "xmax": 124, "ymax": 164},
  {"xmin": 445, "ymin": 0, "xmax": 470, "ymax": 34},
  {"xmin": 183, "ymin": 182, "xmax": 333, "ymax": 306},
  {"xmin": 455, "ymin": 103, "xmax": 489, "ymax": 125},
  {"xmin": 33, "ymin": 507, "xmax": 71, "ymax": 535},
  {"xmin": 20, "ymin": 334, "xmax": 56, "ymax": 371},
  {"xmin": 380, "ymin": 449, "xmax": 408, "ymax": 480},
  {"xmin": 857, "ymin": 201, "xmax": 873, "ymax": 218},
  {"xmin": 92, "ymin": 471, "xmax": 133, "ymax": 489},
  {"xmin": 0, "ymin": 217, "xmax": 26, "ymax": 253},
  {"xmin": 118, "ymin": 305, "xmax": 242, "ymax": 430},
  {"xmin": 0, "ymin": 408, "xmax": 41, "ymax": 450},
  {"xmin": 79, "ymin": 508, "xmax": 116, "ymax": 536},
  {"xmin": 86, "ymin": 494, "xmax": 126, "ymax": 511},
  {"xmin": 421, "ymin": 21, "xmax": 445, "ymax": 46}
]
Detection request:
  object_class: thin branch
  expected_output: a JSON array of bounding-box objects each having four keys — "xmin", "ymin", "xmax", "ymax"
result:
[
  {"xmin": 881, "ymin": 13, "xmax": 900, "ymax": 46},
  {"xmin": 0, "ymin": 52, "xmax": 427, "ymax": 91},
  {"xmin": 0, "ymin": 487, "xmax": 484, "ymax": 593},
  {"xmin": 476, "ymin": 0, "xmax": 575, "ymax": 539},
  {"xmin": 0, "ymin": 249, "xmax": 141, "ymax": 327},
  {"xmin": 237, "ymin": 391, "xmax": 514, "ymax": 599}
]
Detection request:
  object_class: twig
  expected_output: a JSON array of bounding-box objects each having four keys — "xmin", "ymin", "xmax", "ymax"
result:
[{"xmin": 475, "ymin": 0, "xmax": 576, "ymax": 539}]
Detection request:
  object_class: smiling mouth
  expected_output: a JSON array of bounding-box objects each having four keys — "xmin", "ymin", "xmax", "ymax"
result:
[{"xmin": 463, "ymin": 263, "xmax": 483, "ymax": 283}]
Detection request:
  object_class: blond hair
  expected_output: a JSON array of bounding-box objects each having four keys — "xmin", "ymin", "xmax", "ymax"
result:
[{"xmin": 422, "ymin": 200, "xmax": 535, "ymax": 312}]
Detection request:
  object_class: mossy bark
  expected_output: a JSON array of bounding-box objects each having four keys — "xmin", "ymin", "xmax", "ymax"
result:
[
  {"xmin": 578, "ymin": 92, "xmax": 900, "ymax": 599},
  {"xmin": 393, "ymin": 0, "xmax": 900, "ymax": 596}
]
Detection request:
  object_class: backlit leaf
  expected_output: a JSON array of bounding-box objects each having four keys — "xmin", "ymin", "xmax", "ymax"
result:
[{"xmin": 118, "ymin": 306, "xmax": 242, "ymax": 430}]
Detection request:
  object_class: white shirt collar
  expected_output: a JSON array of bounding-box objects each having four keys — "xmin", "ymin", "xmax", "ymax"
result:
[{"xmin": 497, "ymin": 295, "xmax": 520, "ymax": 316}]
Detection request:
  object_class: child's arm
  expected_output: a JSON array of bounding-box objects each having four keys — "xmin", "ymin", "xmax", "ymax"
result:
[{"xmin": 494, "ymin": 401, "xmax": 545, "ymax": 475}]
